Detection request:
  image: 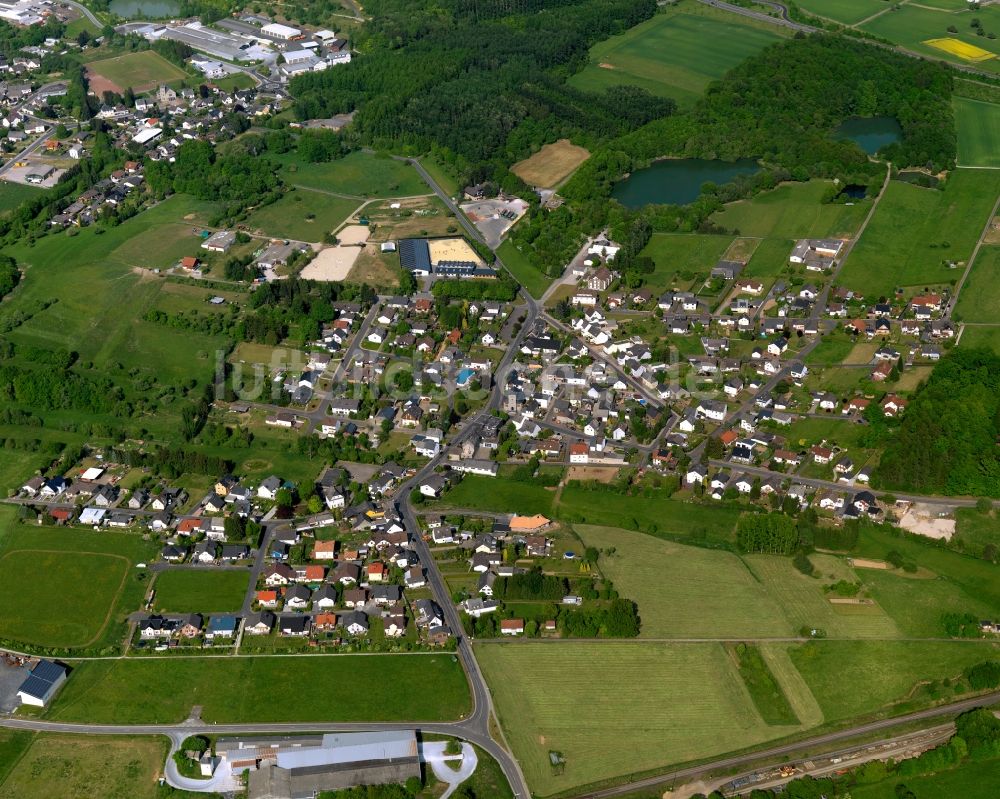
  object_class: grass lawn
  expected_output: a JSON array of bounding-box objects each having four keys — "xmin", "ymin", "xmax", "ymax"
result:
[
  {"xmin": 85, "ymin": 50, "xmax": 188, "ymax": 91},
  {"xmin": 49, "ymin": 654, "xmax": 470, "ymax": 723},
  {"xmin": 711, "ymin": 180, "xmax": 870, "ymax": 240},
  {"xmin": 639, "ymin": 232, "xmax": 734, "ymax": 290},
  {"xmin": 567, "ymin": 4, "xmax": 785, "ymax": 108},
  {"xmin": 804, "ymin": 334, "xmax": 857, "ymax": 366},
  {"xmin": 275, "ymin": 150, "xmax": 430, "ymax": 197},
  {"xmin": 0, "ymin": 181, "xmax": 42, "ymax": 215},
  {"xmin": 954, "ymin": 97, "xmax": 1000, "ymax": 168},
  {"xmin": 477, "ymin": 641, "xmax": 803, "ymax": 796},
  {"xmin": 243, "ymin": 187, "xmax": 359, "ymax": 242},
  {"xmin": 744, "ymin": 554, "xmax": 900, "ymax": 639},
  {"xmin": 0, "ymin": 734, "xmax": 169, "ymax": 799},
  {"xmin": 787, "ymin": 639, "xmax": 1000, "ymax": 722},
  {"xmin": 439, "ymin": 474, "xmax": 556, "ymax": 516},
  {"xmin": 419, "ymin": 155, "xmax": 461, "ymax": 196},
  {"xmin": 955, "ymin": 244, "xmax": 1000, "ymax": 323},
  {"xmin": 796, "ymin": 0, "xmax": 887, "ymax": 25},
  {"xmin": 511, "ymin": 139, "xmax": 590, "ymax": 189},
  {"xmin": 497, "ymin": 239, "xmax": 552, "ymax": 298},
  {"xmin": 0, "ymin": 523, "xmax": 155, "ymax": 651},
  {"xmin": 851, "ymin": 756, "xmax": 1000, "ymax": 799},
  {"xmin": 838, "ymin": 171, "xmax": 1000, "ymax": 297},
  {"xmin": 152, "ymin": 569, "xmax": 249, "ymax": 613},
  {"xmin": 576, "ymin": 525, "xmax": 793, "ymax": 638},
  {"xmin": 211, "ymin": 72, "xmax": 256, "ymax": 91}
]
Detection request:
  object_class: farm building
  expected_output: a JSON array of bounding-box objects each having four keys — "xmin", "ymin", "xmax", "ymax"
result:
[
  {"xmin": 398, "ymin": 237, "xmax": 496, "ymax": 279},
  {"xmin": 16, "ymin": 659, "xmax": 68, "ymax": 707}
]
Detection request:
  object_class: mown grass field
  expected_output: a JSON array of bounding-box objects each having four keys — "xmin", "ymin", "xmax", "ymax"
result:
[
  {"xmin": 576, "ymin": 525, "xmax": 793, "ymax": 638},
  {"xmin": 275, "ymin": 150, "xmax": 430, "ymax": 197},
  {"xmin": 745, "ymin": 554, "xmax": 900, "ymax": 638},
  {"xmin": 954, "ymin": 97, "xmax": 1000, "ymax": 167},
  {"xmin": 0, "ymin": 734, "xmax": 171, "ymax": 799},
  {"xmin": 955, "ymin": 245, "xmax": 1000, "ymax": 323},
  {"xmin": 796, "ymin": 0, "xmax": 887, "ymax": 25},
  {"xmin": 567, "ymin": 5, "xmax": 785, "ymax": 108},
  {"xmin": 860, "ymin": 6, "xmax": 1000, "ymax": 73},
  {"xmin": 639, "ymin": 232, "xmax": 734, "ymax": 290},
  {"xmin": 511, "ymin": 139, "xmax": 590, "ymax": 189},
  {"xmin": 48, "ymin": 654, "xmax": 470, "ymax": 723},
  {"xmin": 0, "ymin": 729, "xmax": 33, "ymax": 787},
  {"xmin": 152, "ymin": 569, "xmax": 249, "ymax": 614},
  {"xmin": 787, "ymin": 640, "xmax": 1000, "ymax": 722},
  {"xmin": 710, "ymin": 180, "xmax": 870, "ymax": 240},
  {"xmin": 243, "ymin": 187, "xmax": 359, "ymax": 242},
  {"xmin": 838, "ymin": 170, "xmax": 1000, "ymax": 296},
  {"xmin": 0, "ymin": 522, "xmax": 156, "ymax": 651},
  {"xmin": 477, "ymin": 641, "xmax": 801, "ymax": 796},
  {"xmin": 957, "ymin": 323, "xmax": 1000, "ymax": 355},
  {"xmin": 85, "ymin": 50, "xmax": 188, "ymax": 91},
  {"xmin": 497, "ymin": 239, "xmax": 552, "ymax": 298}
]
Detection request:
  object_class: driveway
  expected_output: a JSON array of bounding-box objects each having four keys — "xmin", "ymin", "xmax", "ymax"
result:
[{"xmin": 422, "ymin": 741, "xmax": 478, "ymax": 799}]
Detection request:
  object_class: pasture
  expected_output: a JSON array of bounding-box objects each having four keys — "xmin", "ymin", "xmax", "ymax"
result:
[
  {"xmin": 439, "ymin": 473, "xmax": 556, "ymax": 516},
  {"xmin": 744, "ymin": 554, "xmax": 900, "ymax": 639},
  {"xmin": 243, "ymin": 187, "xmax": 359, "ymax": 242},
  {"xmin": 838, "ymin": 170, "xmax": 1000, "ymax": 297},
  {"xmin": 954, "ymin": 97, "xmax": 1000, "ymax": 167},
  {"xmin": 48, "ymin": 654, "xmax": 470, "ymax": 723},
  {"xmin": 5, "ymin": 194, "xmax": 231, "ymax": 404},
  {"xmin": 860, "ymin": 6, "xmax": 1000, "ymax": 72},
  {"xmin": 152, "ymin": 569, "xmax": 249, "ymax": 613},
  {"xmin": 85, "ymin": 51, "xmax": 188, "ymax": 92},
  {"xmin": 743, "ymin": 236, "xmax": 793, "ymax": 278},
  {"xmin": 787, "ymin": 640, "xmax": 1000, "ymax": 722},
  {"xmin": 955, "ymin": 245, "xmax": 1000, "ymax": 322},
  {"xmin": 476, "ymin": 641, "xmax": 803, "ymax": 796},
  {"xmin": 0, "ymin": 181, "xmax": 42, "ymax": 215},
  {"xmin": 0, "ymin": 525, "xmax": 155, "ymax": 650},
  {"xmin": 557, "ymin": 483, "xmax": 741, "ymax": 545},
  {"xmin": 576, "ymin": 525, "xmax": 793, "ymax": 638},
  {"xmin": 511, "ymin": 139, "xmax": 590, "ymax": 189},
  {"xmin": 851, "ymin": 757, "xmax": 1000, "ymax": 799},
  {"xmin": 795, "ymin": 0, "xmax": 887, "ymax": 25},
  {"xmin": 0, "ymin": 734, "xmax": 169, "ymax": 799},
  {"xmin": 710, "ymin": 180, "xmax": 869, "ymax": 240},
  {"xmin": 497, "ymin": 240, "xmax": 552, "ymax": 298},
  {"xmin": 276, "ymin": 150, "xmax": 430, "ymax": 197},
  {"xmin": 567, "ymin": 6, "xmax": 785, "ymax": 108},
  {"xmin": 957, "ymin": 323, "xmax": 1000, "ymax": 354},
  {"xmin": 639, "ymin": 232, "xmax": 734, "ymax": 290}
]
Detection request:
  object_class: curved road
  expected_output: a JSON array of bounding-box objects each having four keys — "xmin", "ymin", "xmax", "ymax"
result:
[{"xmin": 64, "ymin": 0, "xmax": 103, "ymax": 29}]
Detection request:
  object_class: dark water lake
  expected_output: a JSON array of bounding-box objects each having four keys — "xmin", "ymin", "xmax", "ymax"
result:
[
  {"xmin": 611, "ymin": 157, "xmax": 761, "ymax": 208},
  {"xmin": 109, "ymin": 0, "xmax": 181, "ymax": 17},
  {"xmin": 834, "ymin": 116, "xmax": 902, "ymax": 155}
]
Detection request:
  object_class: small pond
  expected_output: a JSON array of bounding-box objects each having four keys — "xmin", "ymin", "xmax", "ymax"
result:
[
  {"xmin": 611, "ymin": 157, "xmax": 761, "ymax": 208},
  {"xmin": 834, "ymin": 116, "xmax": 902, "ymax": 156},
  {"xmin": 108, "ymin": 0, "xmax": 181, "ymax": 18}
]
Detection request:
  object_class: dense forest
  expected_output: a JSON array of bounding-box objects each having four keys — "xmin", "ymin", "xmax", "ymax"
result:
[
  {"xmin": 290, "ymin": 0, "xmax": 668, "ymax": 171},
  {"xmin": 874, "ymin": 348, "xmax": 1000, "ymax": 497}
]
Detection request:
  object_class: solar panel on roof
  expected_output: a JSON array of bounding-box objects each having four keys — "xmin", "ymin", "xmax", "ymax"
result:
[
  {"xmin": 30, "ymin": 660, "xmax": 66, "ymax": 684},
  {"xmin": 18, "ymin": 675, "xmax": 52, "ymax": 700}
]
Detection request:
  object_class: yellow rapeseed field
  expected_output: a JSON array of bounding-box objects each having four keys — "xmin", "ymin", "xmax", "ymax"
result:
[{"xmin": 924, "ymin": 37, "xmax": 996, "ymax": 62}]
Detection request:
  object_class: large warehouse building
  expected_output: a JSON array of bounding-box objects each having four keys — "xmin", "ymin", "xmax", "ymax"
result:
[{"xmin": 217, "ymin": 731, "xmax": 421, "ymax": 799}]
